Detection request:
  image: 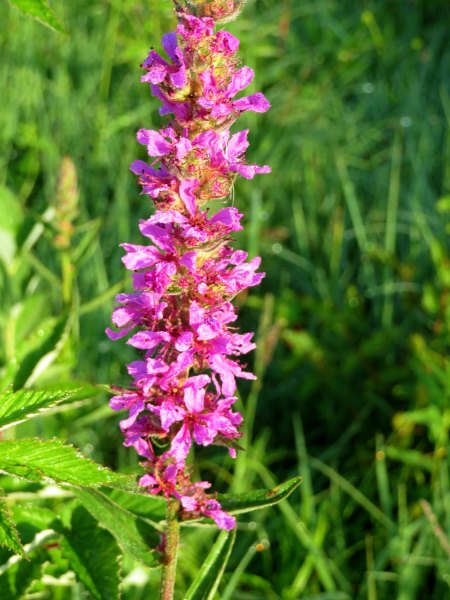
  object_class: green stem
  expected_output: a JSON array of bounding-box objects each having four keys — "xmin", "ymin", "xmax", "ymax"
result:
[
  {"xmin": 160, "ymin": 498, "xmax": 181, "ymax": 600},
  {"xmin": 61, "ymin": 251, "xmax": 74, "ymax": 306}
]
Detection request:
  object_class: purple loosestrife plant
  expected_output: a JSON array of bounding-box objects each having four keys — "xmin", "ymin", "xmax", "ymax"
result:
[{"xmin": 107, "ymin": 0, "xmax": 269, "ymax": 535}]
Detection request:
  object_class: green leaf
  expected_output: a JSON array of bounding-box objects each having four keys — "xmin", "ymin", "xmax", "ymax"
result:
[
  {"xmin": 0, "ymin": 386, "xmax": 103, "ymax": 430},
  {"xmin": 59, "ymin": 506, "xmax": 121, "ymax": 600},
  {"xmin": 0, "ymin": 438, "xmax": 133, "ymax": 489},
  {"xmin": 0, "ymin": 557, "xmax": 42, "ymax": 600},
  {"xmin": 75, "ymin": 488, "xmax": 160, "ymax": 568},
  {"xmin": 385, "ymin": 446, "xmax": 435, "ymax": 471},
  {"xmin": 0, "ymin": 499, "xmax": 23, "ymax": 555},
  {"xmin": 72, "ymin": 218, "xmax": 102, "ymax": 266},
  {"xmin": 0, "ymin": 186, "xmax": 23, "ymax": 265},
  {"xmin": 0, "ymin": 186, "xmax": 23, "ymax": 234},
  {"xmin": 185, "ymin": 530, "xmax": 236, "ymax": 600},
  {"xmin": 8, "ymin": 0, "xmax": 65, "ymax": 33},
  {"xmin": 109, "ymin": 488, "xmax": 166, "ymax": 521},
  {"xmin": 12, "ymin": 314, "xmax": 72, "ymax": 390},
  {"xmin": 9, "ymin": 294, "xmax": 50, "ymax": 347},
  {"xmin": 44, "ymin": 381, "xmax": 112, "ymax": 400},
  {"xmin": 11, "ymin": 505, "xmax": 59, "ymax": 542},
  {"xmin": 218, "ymin": 476, "xmax": 302, "ymax": 515},
  {"xmin": 0, "ymin": 528, "xmax": 56, "ymax": 598}
]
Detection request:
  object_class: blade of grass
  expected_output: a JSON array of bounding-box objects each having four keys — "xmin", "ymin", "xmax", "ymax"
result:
[
  {"xmin": 293, "ymin": 414, "xmax": 315, "ymax": 526},
  {"xmin": 382, "ymin": 133, "xmax": 402, "ymax": 327},
  {"xmin": 310, "ymin": 457, "xmax": 396, "ymax": 530},
  {"xmin": 335, "ymin": 153, "xmax": 377, "ymax": 294},
  {"xmin": 220, "ymin": 540, "xmax": 257, "ymax": 600},
  {"xmin": 375, "ymin": 434, "xmax": 393, "ymax": 519}
]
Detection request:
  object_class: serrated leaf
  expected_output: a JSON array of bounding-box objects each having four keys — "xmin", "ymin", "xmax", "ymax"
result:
[
  {"xmin": 8, "ymin": 0, "xmax": 65, "ymax": 33},
  {"xmin": 218, "ymin": 476, "xmax": 302, "ymax": 515},
  {"xmin": 44, "ymin": 382, "xmax": 112, "ymax": 398},
  {"xmin": 0, "ymin": 438, "xmax": 133, "ymax": 489},
  {"xmin": 59, "ymin": 506, "xmax": 121, "ymax": 600},
  {"xmin": 0, "ymin": 386, "xmax": 102, "ymax": 430},
  {"xmin": 75, "ymin": 488, "xmax": 160, "ymax": 568},
  {"xmin": 185, "ymin": 530, "xmax": 236, "ymax": 600},
  {"xmin": 0, "ymin": 499, "xmax": 23, "ymax": 555}
]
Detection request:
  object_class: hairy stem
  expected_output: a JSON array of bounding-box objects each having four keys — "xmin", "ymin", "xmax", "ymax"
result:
[{"xmin": 160, "ymin": 498, "xmax": 181, "ymax": 600}]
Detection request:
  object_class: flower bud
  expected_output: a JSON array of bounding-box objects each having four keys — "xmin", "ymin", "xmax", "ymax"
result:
[
  {"xmin": 175, "ymin": 0, "xmax": 246, "ymax": 23},
  {"xmin": 54, "ymin": 155, "xmax": 79, "ymax": 249}
]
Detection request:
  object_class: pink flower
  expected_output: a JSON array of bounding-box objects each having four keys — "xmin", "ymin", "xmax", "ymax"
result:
[
  {"xmin": 141, "ymin": 33, "xmax": 187, "ymax": 89},
  {"xmin": 108, "ymin": 6, "xmax": 270, "ymax": 529}
]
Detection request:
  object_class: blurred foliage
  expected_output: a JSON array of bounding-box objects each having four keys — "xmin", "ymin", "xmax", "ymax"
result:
[{"xmin": 0, "ymin": 0, "xmax": 450, "ymax": 597}]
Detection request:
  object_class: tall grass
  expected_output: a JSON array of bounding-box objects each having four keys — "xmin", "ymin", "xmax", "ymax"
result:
[{"xmin": 1, "ymin": 0, "xmax": 450, "ymax": 596}]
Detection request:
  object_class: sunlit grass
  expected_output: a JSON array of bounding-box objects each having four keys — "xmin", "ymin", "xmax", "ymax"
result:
[{"xmin": 1, "ymin": 0, "xmax": 450, "ymax": 596}]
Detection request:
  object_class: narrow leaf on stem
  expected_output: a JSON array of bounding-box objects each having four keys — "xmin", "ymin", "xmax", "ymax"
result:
[{"xmin": 218, "ymin": 476, "xmax": 302, "ymax": 515}]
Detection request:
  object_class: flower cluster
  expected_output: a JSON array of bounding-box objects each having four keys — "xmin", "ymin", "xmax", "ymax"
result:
[{"xmin": 108, "ymin": 3, "xmax": 270, "ymax": 530}]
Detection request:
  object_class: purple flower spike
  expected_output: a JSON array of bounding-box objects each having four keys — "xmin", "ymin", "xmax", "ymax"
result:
[{"xmin": 108, "ymin": 1, "xmax": 270, "ymax": 529}]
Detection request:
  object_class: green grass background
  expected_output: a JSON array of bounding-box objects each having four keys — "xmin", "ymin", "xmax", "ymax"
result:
[{"xmin": 1, "ymin": 0, "xmax": 450, "ymax": 597}]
